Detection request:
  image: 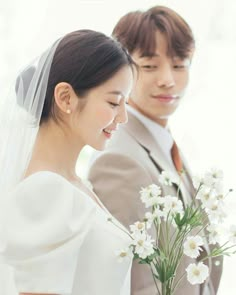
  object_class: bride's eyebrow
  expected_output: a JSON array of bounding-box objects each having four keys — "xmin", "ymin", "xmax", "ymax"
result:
[{"xmin": 106, "ymin": 91, "xmax": 124, "ymax": 98}]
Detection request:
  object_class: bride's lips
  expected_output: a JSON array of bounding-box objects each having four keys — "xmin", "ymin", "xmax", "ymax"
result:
[
  {"xmin": 103, "ymin": 127, "xmax": 117, "ymax": 139},
  {"xmin": 103, "ymin": 131, "xmax": 112, "ymax": 139},
  {"xmin": 151, "ymin": 94, "xmax": 179, "ymax": 103}
]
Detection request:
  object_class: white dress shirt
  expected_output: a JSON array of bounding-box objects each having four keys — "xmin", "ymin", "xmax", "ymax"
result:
[{"xmin": 127, "ymin": 105, "xmax": 175, "ymax": 169}]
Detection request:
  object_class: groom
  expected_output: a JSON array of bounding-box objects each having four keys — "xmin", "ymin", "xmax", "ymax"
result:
[{"xmin": 88, "ymin": 6, "xmax": 223, "ymax": 295}]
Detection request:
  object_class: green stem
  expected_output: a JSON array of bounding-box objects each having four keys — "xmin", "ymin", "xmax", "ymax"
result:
[
  {"xmin": 172, "ymin": 271, "xmax": 186, "ymax": 294},
  {"xmin": 150, "ymin": 263, "xmax": 161, "ymax": 295}
]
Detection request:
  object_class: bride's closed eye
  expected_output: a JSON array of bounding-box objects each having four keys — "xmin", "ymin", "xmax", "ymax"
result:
[{"xmin": 108, "ymin": 102, "xmax": 120, "ymax": 108}]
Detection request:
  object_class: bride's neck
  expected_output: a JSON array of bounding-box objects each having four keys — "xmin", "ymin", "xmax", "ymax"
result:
[{"xmin": 25, "ymin": 120, "xmax": 83, "ymax": 181}]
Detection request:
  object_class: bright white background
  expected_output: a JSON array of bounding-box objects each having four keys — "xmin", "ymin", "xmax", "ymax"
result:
[{"xmin": 1, "ymin": 0, "xmax": 236, "ymax": 293}]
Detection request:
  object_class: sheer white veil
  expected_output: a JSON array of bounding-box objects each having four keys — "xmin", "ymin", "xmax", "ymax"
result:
[
  {"xmin": 0, "ymin": 38, "xmax": 61, "ymax": 198},
  {"xmin": 0, "ymin": 37, "xmax": 62, "ymax": 295}
]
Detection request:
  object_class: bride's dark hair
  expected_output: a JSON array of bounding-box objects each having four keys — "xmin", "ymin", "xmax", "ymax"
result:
[
  {"xmin": 15, "ymin": 29, "xmax": 133, "ymax": 124},
  {"xmin": 41, "ymin": 29, "xmax": 133, "ymax": 124}
]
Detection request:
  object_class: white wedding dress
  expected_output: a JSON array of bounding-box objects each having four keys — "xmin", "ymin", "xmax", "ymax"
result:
[{"xmin": 0, "ymin": 171, "xmax": 132, "ymax": 295}]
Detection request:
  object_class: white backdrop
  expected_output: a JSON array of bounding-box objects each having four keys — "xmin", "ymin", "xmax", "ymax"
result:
[{"xmin": 1, "ymin": 0, "xmax": 236, "ymax": 293}]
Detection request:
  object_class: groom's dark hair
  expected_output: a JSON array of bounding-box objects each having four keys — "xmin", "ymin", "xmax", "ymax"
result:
[{"xmin": 112, "ymin": 6, "xmax": 195, "ymax": 59}]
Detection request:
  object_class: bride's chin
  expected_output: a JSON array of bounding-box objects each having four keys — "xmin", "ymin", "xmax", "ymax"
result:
[{"xmin": 89, "ymin": 141, "xmax": 107, "ymax": 151}]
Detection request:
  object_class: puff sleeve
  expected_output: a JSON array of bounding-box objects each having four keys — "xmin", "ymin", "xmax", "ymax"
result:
[{"xmin": 0, "ymin": 172, "xmax": 96, "ymax": 294}]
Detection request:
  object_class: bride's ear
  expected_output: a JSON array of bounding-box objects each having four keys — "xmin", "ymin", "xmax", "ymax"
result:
[{"xmin": 54, "ymin": 82, "xmax": 78, "ymax": 114}]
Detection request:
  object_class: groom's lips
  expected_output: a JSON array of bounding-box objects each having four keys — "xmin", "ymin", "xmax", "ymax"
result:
[{"xmin": 151, "ymin": 94, "xmax": 179, "ymax": 103}]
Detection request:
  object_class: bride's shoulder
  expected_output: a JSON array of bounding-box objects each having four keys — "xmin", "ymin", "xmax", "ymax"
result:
[
  {"xmin": 7, "ymin": 171, "xmax": 74, "ymax": 203},
  {"xmin": 5, "ymin": 171, "xmax": 95, "ymax": 220},
  {"xmin": 1, "ymin": 172, "xmax": 96, "ymax": 265},
  {"xmin": 18, "ymin": 170, "xmax": 72, "ymax": 191}
]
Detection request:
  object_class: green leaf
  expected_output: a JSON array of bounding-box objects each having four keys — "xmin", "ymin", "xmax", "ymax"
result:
[
  {"xmin": 134, "ymin": 248, "xmax": 160, "ymax": 265},
  {"xmin": 174, "ymin": 206, "xmax": 203, "ymax": 230}
]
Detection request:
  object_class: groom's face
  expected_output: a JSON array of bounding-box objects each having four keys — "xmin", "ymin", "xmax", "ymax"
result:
[{"xmin": 128, "ymin": 30, "xmax": 192, "ymax": 127}]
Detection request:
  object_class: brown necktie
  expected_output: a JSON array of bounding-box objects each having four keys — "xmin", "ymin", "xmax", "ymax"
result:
[{"xmin": 171, "ymin": 141, "xmax": 183, "ymax": 173}]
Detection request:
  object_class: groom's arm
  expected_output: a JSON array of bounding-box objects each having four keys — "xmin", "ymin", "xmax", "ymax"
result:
[
  {"xmin": 88, "ymin": 152, "xmax": 159, "ymax": 295},
  {"xmin": 88, "ymin": 152, "xmax": 153, "ymax": 228}
]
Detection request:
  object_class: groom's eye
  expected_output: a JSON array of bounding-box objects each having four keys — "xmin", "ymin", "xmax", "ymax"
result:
[{"xmin": 141, "ymin": 65, "xmax": 158, "ymax": 70}]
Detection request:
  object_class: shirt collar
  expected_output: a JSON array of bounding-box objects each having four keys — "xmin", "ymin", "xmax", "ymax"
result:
[{"xmin": 126, "ymin": 104, "xmax": 174, "ymax": 160}]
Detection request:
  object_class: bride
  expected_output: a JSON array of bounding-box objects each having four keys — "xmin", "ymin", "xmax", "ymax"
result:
[{"xmin": 0, "ymin": 29, "xmax": 133, "ymax": 295}]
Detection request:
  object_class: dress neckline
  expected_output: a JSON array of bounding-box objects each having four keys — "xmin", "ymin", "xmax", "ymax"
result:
[
  {"xmin": 22, "ymin": 170, "xmax": 109, "ymax": 214},
  {"xmin": 21, "ymin": 170, "xmax": 130, "ymax": 235}
]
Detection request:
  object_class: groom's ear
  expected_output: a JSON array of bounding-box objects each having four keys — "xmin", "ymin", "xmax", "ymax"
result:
[{"xmin": 54, "ymin": 82, "xmax": 79, "ymax": 114}]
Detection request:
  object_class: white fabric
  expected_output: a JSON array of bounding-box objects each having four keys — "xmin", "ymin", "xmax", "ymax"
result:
[
  {"xmin": 126, "ymin": 104, "xmax": 174, "ymax": 166},
  {"xmin": 0, "ymin": 171, "xmax": 132, "ymax": 295}
]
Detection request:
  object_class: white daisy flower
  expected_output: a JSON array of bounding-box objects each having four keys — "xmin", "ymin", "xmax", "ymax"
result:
[
  {"xmin": 140, "ymin": 184, "xmax": 162, "ymax": 208},
  {"xmin": 215, "ymin": 192, "xmax": 225, "ymax": 203},
  {"xmin": 186, "ymin": 262, "xmax": 209, "ymax": 285},
  {"xmin": 207, "ymin": 224, "xmax": 224, "ymax": 245},
  {"xmin": 153, "ymin": 206, "xmax": 166, "ymax": 223},
  {"xmin": 132, "ymin": 232, "xmax": 155, "ymax": 259},
  {"xmin": 163, "ymin": 195, "xmax": 184, "ymax": 219},
  {"xmin": 205, "ymin": 201, "xmax": 227, "ymax": 223},
  {"xmin": 144, "ymin": 212, "xmax": 154, "ymax": 229},
  {"xmin": 158, "ymin": 171, "xmax": 175, "ymax": 187},
  {"xmin": 115, "ymin": 247, "xmax": 133, "ymax": 263},
  {"xmin": 130, "ymin": 221, "xmax": 146, "ymax": 234},
  {"xmin": 183, "ymin": 236, "xmax": 204, "ymax": 258},
  {"xmin": 203, "ymin": 168, "xmax": 224, "ymax": 189},
  {"xmin": 196, "ymin": 186, "xmax": 216, "ymax": 208}
]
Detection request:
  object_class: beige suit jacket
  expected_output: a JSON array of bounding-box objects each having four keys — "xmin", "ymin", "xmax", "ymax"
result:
[{"xmin": 88, "ymin": 111, "xmax": 223, "ymax": 295}]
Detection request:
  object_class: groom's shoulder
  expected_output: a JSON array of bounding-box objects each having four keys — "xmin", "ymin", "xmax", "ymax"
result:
[{"xmin": 106, "ymin": 124, "xmax": 139, "ymax": 154}]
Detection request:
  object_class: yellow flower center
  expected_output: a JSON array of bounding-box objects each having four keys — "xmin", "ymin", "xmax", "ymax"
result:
[
  {"xmin": 138, "ymin": 223, "xmax": 144, "ymax": 230},
  {"xmin": 138, "ymin": 240, "xmax": 144, "ymax": 246},
  {"xmin": 211, "ymin": 204, "xmax": 218, "ymax": 211},
  {"xmin": 204, "ymin": 193, "xmax": 210, "ymax": 200},
  {"xmin": 120, "ymin": 252, "xmax": 127, "ymax": 257},
  {"xmin": 189, "ymin": 242, "xmax": 197, "ymax": 249},
  {"xmin": 193, "ymin": 269, "xmax": 200, "ymax": 276}
]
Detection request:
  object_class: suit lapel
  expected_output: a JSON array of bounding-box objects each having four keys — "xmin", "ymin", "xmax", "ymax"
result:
[
  {"xmin": 123, "ymin": 112, "xmax": 197, "ymax": 205},
  {"xmin": 123, "ymin": 111, "xmax": 185, "ymax": 196}
]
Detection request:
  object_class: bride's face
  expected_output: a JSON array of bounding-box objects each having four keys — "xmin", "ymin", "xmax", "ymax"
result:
[{"xmin": 69, "ymin": 66, "xmax": 133, "ymax": 150}]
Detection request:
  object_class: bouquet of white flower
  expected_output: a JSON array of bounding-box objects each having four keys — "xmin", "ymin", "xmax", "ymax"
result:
[{"xmin": 115, "ymin": 168, "xmax": 235, "ymax": 295}]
